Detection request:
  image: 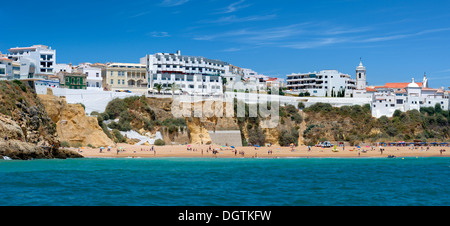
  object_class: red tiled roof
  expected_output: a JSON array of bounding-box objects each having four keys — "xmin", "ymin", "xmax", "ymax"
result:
[
  {"xmin": 421, "ymin": 87, "xmax": 437, "ymax": 91},
  {"xmin": 366, "ymin": 87, "xmax": 377, "ymax": 92}
]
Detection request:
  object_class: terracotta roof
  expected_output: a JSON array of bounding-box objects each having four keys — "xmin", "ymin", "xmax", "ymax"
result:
[
  {"xmin": 266, "ymin": 77, "xmax": 278, "ymax": 81},
  {"xmin": 384, "ymin": 82, "xmax": 423, "ymax": 89},
  {"xmin": 421, "ymin": 87, "xmax": 438, "ymax": 91},
  {"xmin": 366, "ymin": 87, "xmax": 377, "ymax": 92},
  {"xmin": 8, "ymin": 47, "xmax": 37, "ymax": 51}
]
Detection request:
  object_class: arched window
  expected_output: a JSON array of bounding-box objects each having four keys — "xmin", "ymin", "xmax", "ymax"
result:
[{"xmin": 358, "ymin": 73, "xmax": 362, "ymax": 79}]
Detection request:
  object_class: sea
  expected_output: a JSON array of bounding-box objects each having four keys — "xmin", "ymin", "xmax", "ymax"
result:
[{"xmin": 0, "ymin": 157, "xmax": 449, "ymax": 206}]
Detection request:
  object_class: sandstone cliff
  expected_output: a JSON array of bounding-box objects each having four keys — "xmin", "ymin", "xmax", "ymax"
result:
[
  {"xmin": 0, "ymin": 81, "xmax": 82, "ymax": 159},
  {"xmin": 38, "ymin": 89, "xmax": 115, "ymax": 148}
]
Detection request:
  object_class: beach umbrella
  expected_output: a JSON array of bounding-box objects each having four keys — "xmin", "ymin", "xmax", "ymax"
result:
[
  {"xmin": 231, "ymin": 146, "xmax": 235, "ymax": 149},
  {"xmin": 100, "ymin": 147, "xmax": 105, "ymax": 149},
  {"xmin": 187, "ymin": 145, "xmax": 191, "ymax": 147}
]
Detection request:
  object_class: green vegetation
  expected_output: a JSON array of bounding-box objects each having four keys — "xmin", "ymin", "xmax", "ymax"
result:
[
  {"xmin": 301, "ymin": 102, "xmax": 450, "ymax": 146},
  {"xmin": 97, "ymin": 96, "xmax": 186, "ymax": 144},
  {"xmin": 154, "ymin": 139, "xmax": 165, "ymax": 146}
]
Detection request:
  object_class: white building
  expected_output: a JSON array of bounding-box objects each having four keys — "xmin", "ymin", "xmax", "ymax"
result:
[
  {"xmin": 0, "ymin": 57, "xmax": 13, "ymax": 80},
  {"xmin": 286, "ymin": 69, "xmax": 356, "ymax": 97},
  {"xmin": 7, "ymin": 45, "xmax": 56, "ymax": 79},
  {"xmin": 54, "ymin": 63, "xmax": 73, "ymax": 73},
  {"xmin": 140, "ymin": 51, "xmax": 231, "ymax": 94},
  {"xmin": 75, "ymin": 63, "xmax": 102, "ymax": 89},
  {"xmin": 371, "ymin": 76, "xmax": 449, "ymax": 118}
]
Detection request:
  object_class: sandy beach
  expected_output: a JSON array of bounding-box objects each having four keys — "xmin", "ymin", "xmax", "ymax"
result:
[{"xmin": 74, "ymin": 144, "xmax": 450, "ymax": 158}]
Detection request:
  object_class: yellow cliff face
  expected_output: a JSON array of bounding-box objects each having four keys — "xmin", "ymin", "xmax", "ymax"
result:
[{"xmin": 38, "ymin": 90, "xmax": 115, "ymax": 148}]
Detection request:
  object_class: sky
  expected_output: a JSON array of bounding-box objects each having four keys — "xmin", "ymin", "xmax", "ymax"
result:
[{"xmin": 1, "ymin": 0, "xmax": 450, "ymax": 88}]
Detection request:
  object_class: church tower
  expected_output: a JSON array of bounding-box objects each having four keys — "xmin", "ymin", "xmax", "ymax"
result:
[
  {"xmin": 422, "ymin": 73, "xmax": 429, "ymax": 88},
  {"xmin": 356, "ymin": 59, "xmax": 366, "ymax": 90}
]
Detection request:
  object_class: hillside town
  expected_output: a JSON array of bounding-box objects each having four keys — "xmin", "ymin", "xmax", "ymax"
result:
[{"xmin": 1, "ymin": 44, "xmax": 449, "ymax": 119}]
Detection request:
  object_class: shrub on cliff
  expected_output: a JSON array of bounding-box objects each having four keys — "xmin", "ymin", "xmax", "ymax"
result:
[{"xmin": 154, "ymin": 139, "xmax": 165, "ymax": 146}]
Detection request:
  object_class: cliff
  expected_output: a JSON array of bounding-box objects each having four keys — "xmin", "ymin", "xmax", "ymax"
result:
[
  {"xmin": 0, "ymin": 81, "xmax": 82, "ymax": 159},
  {"xmin": 38, "ymin": 89, "xmax": 115, "ymax": 148}
]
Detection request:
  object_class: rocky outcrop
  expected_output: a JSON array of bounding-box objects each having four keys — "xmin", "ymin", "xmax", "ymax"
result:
[
  {"xmin": 38, "ymin": 90, "xmax": 115, "ymax": 148},
  {"xmin": 183, "ymin": 101, "xmax": 241, "ymax": 146},
  {"xmin": 0, "ymin": 140, "xmax": 82, "ymax": 160},
  {"xmin": 0, "ymin": 81, "xmax": 82, "ymax": 159},
  {"xmin": 0, "ymin": 114, "xmax": 82, "ymax": 160}
]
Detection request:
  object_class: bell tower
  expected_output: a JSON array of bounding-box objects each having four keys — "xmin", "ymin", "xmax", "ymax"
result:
[{"xmin": 356, "ymin": 59, "xmax": 366, "ymax": 90}]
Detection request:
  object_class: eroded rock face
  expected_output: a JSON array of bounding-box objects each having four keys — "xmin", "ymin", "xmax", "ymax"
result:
[
  {"xmin": 0, "ymin": 115, "xmax": 82, "ymax": 160},
  {"xmin": 38, "ymin": 92, "xmax": 115, "ymax": 148}
]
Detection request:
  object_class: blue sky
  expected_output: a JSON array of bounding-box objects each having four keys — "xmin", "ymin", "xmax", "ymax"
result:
[{"xmin": 1, "ymin": 0, "xmax": 450, "ymax": 88}]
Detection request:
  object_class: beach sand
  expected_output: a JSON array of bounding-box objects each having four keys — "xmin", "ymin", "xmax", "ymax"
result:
[{"xmin": 75, "ymin": 144, "xmax": 450, "ymax": 158}]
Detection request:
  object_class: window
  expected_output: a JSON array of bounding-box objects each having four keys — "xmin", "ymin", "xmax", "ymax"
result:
[
  {"xmin": 111, "ymin": 79, "xmax": 114, "ymax": 84},
  {"xmin": 359, "ymin": 73, "xmax": 361, "ymax": 79},
  {"xmin": 96, "ymin": 73, "xmax": 99, "ymax": 77},
  {"xmin": 122, "ymin": 79, "xmax": 125, "ymax": 84}
]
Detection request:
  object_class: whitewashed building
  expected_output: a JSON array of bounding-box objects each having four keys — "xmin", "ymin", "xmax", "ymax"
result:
[
  {"xmin": 371, "ymin": 76, "xmax": 449, "ymax": 118},
  {"xmin": 7, "ymin": 45, "xmax": 56, "ymax": 79},
  {"xmin": 286, "ymin": 69, "xmax": 356, "ymax": 97},
  {"xmin": 54, "ymin": 63, "xmax": 73, "ymax": 73},
  {"xmin": 0, "ymin": 57, "xmax": 13, "ymax": 80},
  {"xmin": 75, "ymin": 63, "xmax": 102, "ymax": 89},
  {"xmin": 140, "ymin": 51, "xmax": 231, "ymax": 94}
]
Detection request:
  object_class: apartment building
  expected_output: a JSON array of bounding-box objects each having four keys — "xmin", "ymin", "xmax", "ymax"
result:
[
  {"xmin": 7, "ymin": 45, "xmax": 56, "ymax": 79},
  {"xmin": 75, "ymin": 63, "xmax": 102, "ymax": 89},
  {"xmin": 286, "ymin": 69, "xmax": 356, "ymax": 97},
  {"xmin": 140, "ymin": 51, "xmax": 229, "ymax": 94},
  {"xmin": 105, "ymin": 63, "xmax": 147, "ymax": 91},
  {"xmin": 0, "ymin": 57, "xmax": 13, "ymax": 80}
]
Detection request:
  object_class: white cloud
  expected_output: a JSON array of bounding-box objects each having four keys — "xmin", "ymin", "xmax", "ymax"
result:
[
  {"xmin": 160, "ymin": 0, "xmax": 189, "ymax": 7},
  {"xmin": 148, "ymin": 31, "xmax": 170, "ymax": 38},
  {"xmin": 216, "ymin": 0, "xmax": 251, "ymax": 14},
  {"xmin": 282, "ymin": 38, "xmax": 349, "ymax": 49},
  {"xmin": 222, "ymin": 47, "xmax": 241, "ymax": 52},
  {"xmin": 360, "ymin": 27, "xmax": 450, "ymax": 43},
  {"xmin": 203, "ymin": 14, "xmax": 277, "ymax": 24}
]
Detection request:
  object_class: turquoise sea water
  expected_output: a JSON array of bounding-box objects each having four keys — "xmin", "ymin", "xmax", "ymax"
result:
[{"xmin": 0, "ymin": 157, "xmax": 449, "ymax": 206}]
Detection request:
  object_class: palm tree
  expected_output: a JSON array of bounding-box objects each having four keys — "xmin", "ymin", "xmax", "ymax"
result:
[
  {"xmin": 169, "ymin": 82, "xmax": 181, "ymax": 97},
  {"xmin": 154, "ymin": 83, "xmax": 162, "ymax": 94}
]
